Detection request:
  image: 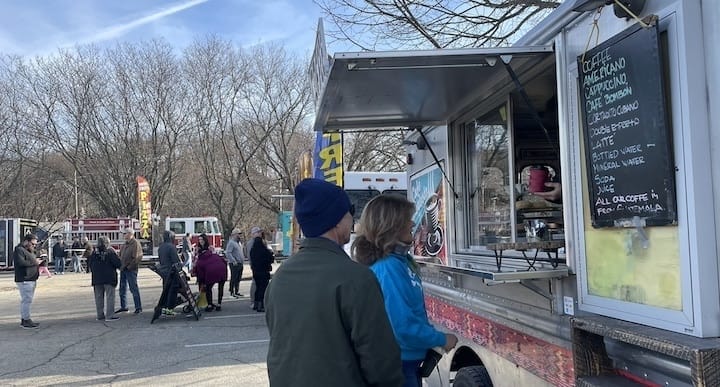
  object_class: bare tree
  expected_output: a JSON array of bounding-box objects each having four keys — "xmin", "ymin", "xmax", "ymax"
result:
[
  {"xmin": 182, "ymin": 37, "xmax": 258, "ymax": 239},
  {"xmin": 182, "ymin": 38, "xmax": 315, "ymax": 239},
  {"xmin": 18, "ymin": 42, "xmax": 187, "ymax": 217},
  {"xmin": 239, "ymin": 44, "xmax": 315, "ymax": 209},
  {"xmin": 315, "ymin": 0, "xmax": 561, "ymax": 50},
  {"xmin": 342, "ymin": 131, "xmax": 407, "ymax": 171},
  {"xmin": 0, "ymin": 55, "xmax": 71, "ymax": 220},
  {"xmin": 0, "ymin": 56, "xmax": 28, "ymax": 203}
]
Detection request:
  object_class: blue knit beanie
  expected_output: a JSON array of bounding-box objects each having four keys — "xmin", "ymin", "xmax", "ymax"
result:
[{"xmin": 294, "ymin": 178, "xmax": 351, "ymax": 238}]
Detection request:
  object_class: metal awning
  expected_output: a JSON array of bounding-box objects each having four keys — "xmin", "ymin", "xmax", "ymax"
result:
[{"xmin": 313, "ymin": 46, "xmax": 554, "ymax": 132}]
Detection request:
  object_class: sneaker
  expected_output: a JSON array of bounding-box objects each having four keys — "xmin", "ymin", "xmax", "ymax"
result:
[
  {"xmin": 133, "ymin": 309, "xmax": 142, "ymax": 314},
  {"xmin": 20, "ymin": 319, "xmax": 39, "ymax": 329},
  {"xmin": 105, "ymin": 316, "xmax": 120, "ymax": 322},
  {"xmin": 97, "ymin": 315, "xmax": 106, "ymax": 321},
  {"xmin": 162, "ymin": 308, "xmax": 176, "ymax": 316},
  {"xmin": 115, "ymin": 308, "xmax": 129, "ymax": 313},
  {"xmin": 214, "ymin": 305, "xmax": 222, "ymax": 312},
  {"xmin": 204, "ymin": 305, "xmax": 214, "ymax": 312}
]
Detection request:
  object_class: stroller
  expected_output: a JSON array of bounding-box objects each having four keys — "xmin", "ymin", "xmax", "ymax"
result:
[{"xmin": 149, "ymin": 262, "xmax": 202, "ymax": 323}]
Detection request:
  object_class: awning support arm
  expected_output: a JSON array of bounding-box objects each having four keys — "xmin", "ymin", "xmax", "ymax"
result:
[
  {"xmin": 415, "ymin": 128, "xmax": 459, "ymax": 199},
  {"xmin": 502, "ymin": 62, "xmax": 560, "ymax": 159}
]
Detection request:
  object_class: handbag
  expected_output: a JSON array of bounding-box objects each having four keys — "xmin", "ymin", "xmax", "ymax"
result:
[{"xmin": 197, "ymin": 290, "xmax": 208, "ymax": 308}]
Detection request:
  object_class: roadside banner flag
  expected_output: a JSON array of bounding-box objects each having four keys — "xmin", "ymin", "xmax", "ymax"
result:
[
  {"xmin": 137, "ymin": 176, "xmax": 152, "ymax": 241},
  {"xmin": 313, "ymin": 132, "xmax": 343, "ymax": 187}
]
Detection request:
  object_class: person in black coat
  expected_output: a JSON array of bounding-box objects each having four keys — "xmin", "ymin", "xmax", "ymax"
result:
[
  {"xmin": 87, "ymin": 236, "xmax": 121, "ymax": 321},
  {"xmin": 249, "ymin": 234, "xmax": 273, "ymax": 312},
  {"xmin": 52, "ymin": 239, "xmax": 67, "ymax": 274},
  {"xmin": 157, "ymin": 230, "xmax": 182, "ymax": 315}
]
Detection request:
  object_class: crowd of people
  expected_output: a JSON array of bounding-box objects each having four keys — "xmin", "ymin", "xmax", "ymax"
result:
[
  {"xmin": 14, "ymin": 177, "xmax": 456, "ymax": 386},
  {"xmin": 13, "ymin": 224, "xmax": 273, "ymax": 327}
]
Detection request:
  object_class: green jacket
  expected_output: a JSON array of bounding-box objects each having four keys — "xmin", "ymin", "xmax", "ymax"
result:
[{"xmin": 265, "ymin": 237, "xmax": 403, "ymax": 387}]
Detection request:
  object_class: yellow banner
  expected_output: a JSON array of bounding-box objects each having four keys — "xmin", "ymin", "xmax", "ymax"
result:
[
  {"xmin": 137, "ymin": 176, "xmax": 152, "ymax": 240},
  {"xmin": 313, "ymin": 132, "xmax": 343, "ymax": 186}
]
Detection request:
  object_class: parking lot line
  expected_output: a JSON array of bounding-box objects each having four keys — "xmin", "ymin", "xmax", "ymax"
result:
[
  {"xmin": 204, "ymin": 314, "xmax": 265, "ymax": 319},
  {"xmin": 185, "ymin": 339, "xmax": 270, "ymax": 348}
]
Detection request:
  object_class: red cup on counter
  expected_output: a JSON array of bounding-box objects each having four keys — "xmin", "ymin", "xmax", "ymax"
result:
[{"xmin": 529, "ymin": 166, "xmax": 549, "ymax": 193}]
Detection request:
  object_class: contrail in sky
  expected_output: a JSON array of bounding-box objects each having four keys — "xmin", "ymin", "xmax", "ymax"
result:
[{"xmin": 76, "ymin": 0, "xmax": 209, "ymax": 45}]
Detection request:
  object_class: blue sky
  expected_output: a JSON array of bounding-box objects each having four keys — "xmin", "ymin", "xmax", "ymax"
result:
[{"xmin": 0, "ymin": 0, "xmax": 342, "ymax": 58}]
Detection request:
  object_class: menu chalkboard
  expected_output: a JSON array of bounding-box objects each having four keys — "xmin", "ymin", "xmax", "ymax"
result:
[{"xmin": 578, "ymin": 22, "xmax": 677, "ymax": 228}]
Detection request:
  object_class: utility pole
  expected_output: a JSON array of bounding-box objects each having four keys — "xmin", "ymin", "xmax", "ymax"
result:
[{"xmin": 74, "ymin": 170, "xmax": 79, "ymax": 218}]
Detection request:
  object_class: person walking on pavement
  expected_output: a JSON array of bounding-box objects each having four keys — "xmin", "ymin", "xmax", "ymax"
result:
[
  {"xmin": 250, "ymin": 230, "xmax": 273, "ymax": 313},
  {"xmin": 88, "ymin": 236, "xmax": 122, "ymax": 321},
  {"xmin": 225, "ymin": 228, "xmax": 245, "ymax": 298},
  {"xmin": 117, "ymin": 228, "xmax": 143, "ymax": 314},
  {"xmin": 247, "ymin": 226, "xmax": 262, "ymax": 309},
  {"xmin": 157, "ymin": 230, "xmax": 182, "ymax": 316},
  {"xmin": 14, "ymin": 233, "xmax": 42, "ymax": 329},
  {"xmin": 265, "ymin": 178, "xmax": 403, "ymax": 387},
  {"xmin": 52, "ymin": 238, "xmax": 66, "ymax": 275},
  {"xmin": 37, "ymin": 251, "xmax": 53, "ymax": 278}
]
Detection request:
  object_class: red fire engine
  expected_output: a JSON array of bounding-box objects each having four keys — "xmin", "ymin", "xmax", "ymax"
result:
[{"xmin": 165, "ymin": 216, "xmax": 223, "ymax": 253}]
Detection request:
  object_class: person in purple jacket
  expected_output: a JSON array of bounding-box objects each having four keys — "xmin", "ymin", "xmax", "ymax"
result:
[
  {"xmin": 194, "ymin": 234, "xmax": 228, "ymax": 312},
  {"xmin": 352, "ymin": 194, "xmax": 458, "ymax": 387}
]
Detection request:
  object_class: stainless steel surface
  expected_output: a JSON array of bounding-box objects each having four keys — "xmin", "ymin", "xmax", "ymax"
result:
[
  {"xmin": 314, "ymin": 46, "xmax": 553, "ymax": 132},
  {"xmin": 605, "ymin": 338, "xmax": 692, "ymax": 386},
  {"xmin": 420, "ymin": 260, "xmax": 568, "ymax": 281}
]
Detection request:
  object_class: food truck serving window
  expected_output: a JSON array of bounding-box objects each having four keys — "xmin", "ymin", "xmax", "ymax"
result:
[
  {"xmin": 450, "ymin": 57, "xmax": 564, "ymax": 264},
  {"xmin": 465, "ymin": 105, "xmax": 512, "ymax": 250}
]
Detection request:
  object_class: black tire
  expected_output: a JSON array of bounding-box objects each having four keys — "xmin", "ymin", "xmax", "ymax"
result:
[{"xmin": 453, "ymin": 366, "xmax": 493, "ymax": 387}]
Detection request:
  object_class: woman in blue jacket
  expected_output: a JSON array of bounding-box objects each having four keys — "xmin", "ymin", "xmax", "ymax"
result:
[{"xmin": 352, "ymin": 194, "xmax": 458, "ymax": 387}]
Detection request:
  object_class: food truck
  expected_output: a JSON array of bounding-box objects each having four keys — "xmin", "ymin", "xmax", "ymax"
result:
[{"xmin": 312, "ymin": 0, "xmax": 720, "ymax": 385}]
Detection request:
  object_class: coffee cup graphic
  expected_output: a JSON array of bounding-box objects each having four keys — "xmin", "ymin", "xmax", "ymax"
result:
[{"xmin": 424, "ymin": 193, "xmax": 444, "ymax": 256}]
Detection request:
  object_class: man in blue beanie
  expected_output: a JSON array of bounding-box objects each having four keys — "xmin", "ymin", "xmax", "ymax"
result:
[{"xmin": 265, "ymin": 178, "xmax": 403, "ymax": 387}]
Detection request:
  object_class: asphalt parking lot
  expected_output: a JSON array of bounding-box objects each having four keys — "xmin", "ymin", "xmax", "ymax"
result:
[{"xmin": 0, "ymin": 264, "xmax": 271, "ymax": 386}]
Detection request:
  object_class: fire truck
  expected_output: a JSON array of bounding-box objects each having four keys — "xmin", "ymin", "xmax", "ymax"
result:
[
  {"xmin": 0, "ymin": 218, "xmax": 38, "ymax": 270},
  {"xmin": 60, "ymin": 218, "xmax": 139, "ymax": 252},
  {"xmin": 313, "ymin": 0, "xmax": 720, "ymax": 385},
  {"xmin": 165, "ymin": 216, "xmax": 223, "ymax": 253}
]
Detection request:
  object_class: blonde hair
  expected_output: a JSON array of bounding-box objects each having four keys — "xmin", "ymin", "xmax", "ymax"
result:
[{"xmin": 351, "ymin": 194, "xmax": 415, "ymax": 266}]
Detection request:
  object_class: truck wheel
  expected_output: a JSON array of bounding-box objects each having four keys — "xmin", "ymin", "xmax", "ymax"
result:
[{"xmin": 453, "ymin": 366, "xmax": 493, "ymax": 387}]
